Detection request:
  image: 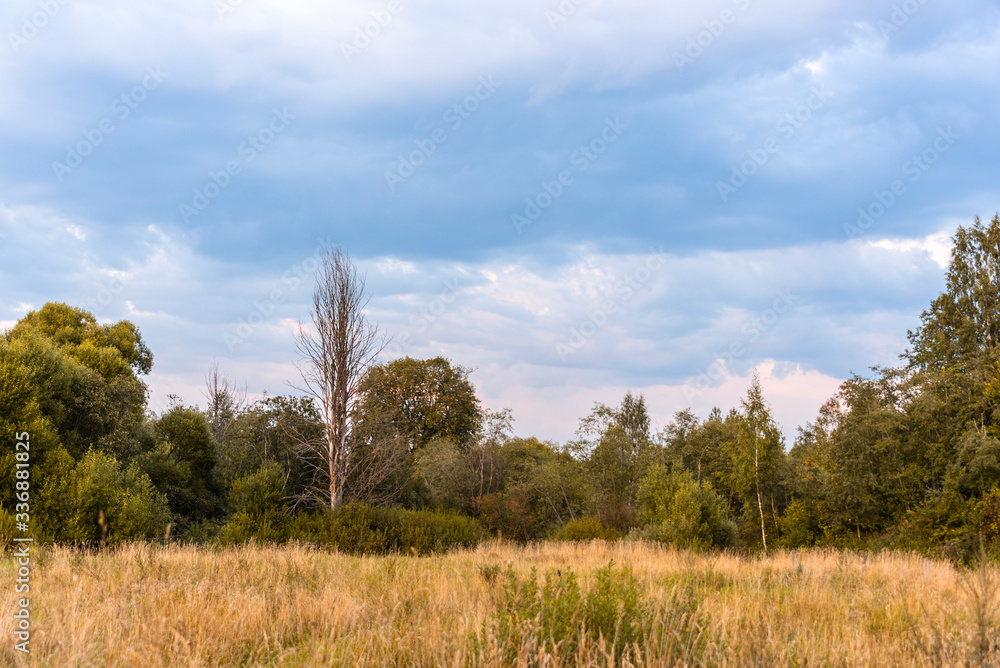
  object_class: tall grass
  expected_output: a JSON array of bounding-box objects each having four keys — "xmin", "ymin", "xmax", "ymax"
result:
[{"xmin": 0, "ymin": 540, "xmax": 996, "ymax": 666}]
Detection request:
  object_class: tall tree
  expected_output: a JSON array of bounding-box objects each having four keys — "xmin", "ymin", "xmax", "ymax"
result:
[
  {"xmin": 293, "ymin": 247, "xmax": 386, "ymax": 509},
  {"xmin": 907, "ymin": 213, "xmax": 1000, "ymax": 372},
  {"xmin": 729, "ymin": 373, "xmax": 783, "ymax": 552}
]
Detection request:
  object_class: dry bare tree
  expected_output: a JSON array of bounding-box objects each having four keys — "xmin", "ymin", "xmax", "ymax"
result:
[
  {"xmin": 203, "ymin": 361, "xmax": 247, "ymax": 447},
  {"xmin": 293, "ymin": 247, "xmax": 388, "ymax": 509}
]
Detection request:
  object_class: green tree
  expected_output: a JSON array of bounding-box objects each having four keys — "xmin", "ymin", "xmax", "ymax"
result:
[
  {"xmin": 214, "ymin": 395, "xmax": 323, "ymax": 508},
  {"xmin": 729, "ymin": 373, "xmax": 784, "ymax": 552},
  {"xmin": 355, "ymin": 356, "xmax": 483, "ymax": 451},
  {"xmin": 575, "ymin": 392, "xmax": 654, "ymax": 530},
  {"xmin": 661, "ymin": 407, "xmax": 739, "ymax": 506},
  {"xmin": 907, "ymin": 214, "xmax": 1000, "ymax": 372},
  {"xmin": 1, "ymin": 304, "xmax": 155, "ymax": 522},
  {"xmin": 140, "ymin": 406, "xmax": 221, "ymax": 524},
  {"xmin": 636, "ymin": 463, "xmax": 735, "ymax": 550},
  {"xmin": 3, "ymin": 304, "xmax": 152, "ymax": 463}
]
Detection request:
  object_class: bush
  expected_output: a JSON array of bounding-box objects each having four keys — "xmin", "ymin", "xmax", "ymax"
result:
[
  {"xmin": 0, "ymin": 506, "xmax": 15, "ymax": 551},
  {"xmin": 778, "ymin": 498, "xmax": 823, "ymax": 548},
  {"xmin": 287, "ymin": 502, "xmax": 485, "ymax": 555},
  {"xmin": 552, "ymin": 517, "xmax": 622, "ymax": 541},
  {"xmin": 36, "ymin": 448, "xmax": 170, "ymax": 544},
  {"xmin": 474, "ymin": 493, "xmax": 538, "ymax": 542},
  {"xmin": 636, "ymin": 464, "xmax": 735, "ymax": 550},
  {"xmin": 487, "ymin": 561, "xmax": 649, "ymax": 663},
  {"xmin": 218, "ymin": 463, "xmax": 287, "ymax": 545}
]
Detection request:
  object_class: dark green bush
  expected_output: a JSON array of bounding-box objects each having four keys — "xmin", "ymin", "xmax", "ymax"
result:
[
  {"xmin": 551, "ymin": 517, "xmax": 622, "ymax": 541},
  {"xmin": 218, "ymin": 463, "xmax": 287, "ymax": 545},
  {"xmin": 287, "ymin": 502, "xmax": 485, "ymax": 555}
]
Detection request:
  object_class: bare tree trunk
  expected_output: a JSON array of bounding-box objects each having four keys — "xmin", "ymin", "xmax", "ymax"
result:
[
  {"xmin": 754, "ymin": 440, "xmax": 768, "ymax": 553},
  {"xmin": 294, "ymin": 247, "xmax": 385, "ymax": 510}
]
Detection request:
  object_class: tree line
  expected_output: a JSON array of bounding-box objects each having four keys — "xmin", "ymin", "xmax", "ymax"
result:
[{"xmin": 4, "ymin": 214, "xmax": 1000, "ymax": 560}]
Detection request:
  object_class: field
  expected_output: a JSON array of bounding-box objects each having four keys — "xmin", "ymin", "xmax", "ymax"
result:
[{"xmin": 1, "ymin": 541, "xmax": 997, "ymax": 667}]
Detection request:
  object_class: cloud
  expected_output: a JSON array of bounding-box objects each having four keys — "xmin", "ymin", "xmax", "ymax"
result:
[{"xmin": 2, "ymin": 0, "xmax": 997, "ymax": 444}]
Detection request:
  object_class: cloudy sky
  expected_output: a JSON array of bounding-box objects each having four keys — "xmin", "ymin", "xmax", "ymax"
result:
[{"xmin": 2, "ymin": 0, "xmax": 998, "ymax": 443}]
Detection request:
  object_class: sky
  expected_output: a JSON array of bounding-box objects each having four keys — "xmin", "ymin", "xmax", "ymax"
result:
[{"xmin": 1, "ymin": 0, "xmax": 998, "ymax": 445}]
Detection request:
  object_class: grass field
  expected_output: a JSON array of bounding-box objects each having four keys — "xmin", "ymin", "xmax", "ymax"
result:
[{"xmin": 1, "ymin": 540, "xmax": 997, "ymax": 666}]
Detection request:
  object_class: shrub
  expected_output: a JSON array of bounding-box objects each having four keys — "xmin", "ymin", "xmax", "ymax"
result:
[
  {"xmin": 218, "ymin": 463, "xmax": 286, "ymax": 545},
  {"xmin": 0, "ymin": 506, "xmax": 15, "ymax": 551},
  {"xmin": 778, "ymin": 498, "xmax": 823, "ymax": 548},
  {"xmin": 552, "ymin": 517, "xmax": 622, "ymax": 541},
  {"xmin": 287, "ymin": 502, "xmax": 485, "ymax": 555},
  {"xmin": 35, "ymin": 448, "xmax": 170, "ymax": 544},
  {"xmin": 474, "ymin": 493, "xmax": 538, "ymax": 542},
  {"xmin": 636, "ymin": 464, "xmax": 735, "ymax": 550},
  {"xmin": 487, "ymin": 561, "xmax": 650, "ymax": 663}
]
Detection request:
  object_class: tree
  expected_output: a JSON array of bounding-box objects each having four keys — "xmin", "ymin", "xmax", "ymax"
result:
[
  {"xmin": 203, "ymin": 361, "xmax": 247, "ymax": 449},
  {"xmin": 355, "ymin": 356, "xmax": 483, "ymax": 451},
  {"xmin": 575, "ymin": 392, "xmax": 654, "ymax": 530},
  {"xmin": 3, "ymin": 303, "xmax": 153, "ymax": 463},
  {"xmin": 214, "ymin": 395, "xmax": 323, "ymax": 508},
  {"xmin": 729, "ymin": 373, "xmax": 784, "ymax": 552},
  {"xmin": 636, "ymin": 463, "xmax": 735, "ymax": 550},
  {"xmin": 140, "ymin": 406, "xmax": 221, "ymax": 524},
  {"xmin": 293, "ymin": 247, "xmax": 386, "ymax": 509},
  {"xmin": 907, "ymin": 213, "xmax": 1000, "ymax": 372}
]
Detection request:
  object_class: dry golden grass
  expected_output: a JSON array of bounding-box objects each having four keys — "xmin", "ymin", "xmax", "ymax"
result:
[{"xmin": 1, "ymin": 540, "xmax": 996, "ymax": 666}]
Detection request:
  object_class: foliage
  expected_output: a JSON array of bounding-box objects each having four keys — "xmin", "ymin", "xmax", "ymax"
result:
[
  {"xmin": 574, "ymin": 392, "xmax": 655, "ymax": 532},
  {"xmin": 488, "ymin": 561, "xmax": 650, "ymax": 663},
  {"xmin": 287, "ymin": 502, "xmax": 485, "ymax": 554},
  {"xmin": 552, "ymin": 517, "xmax": 622, "ymax": 541},
  {"xmin": 35, "ymin": 448, "xmax": 170, "ymax": 544},
  {"xmin": 728, "ymin": 373, "xmax": 784, "ymax": 551},
  {"xmin": 144, "ymin": 406, "xmax": 221, "ymax": 523},
  {"xmin": 636, "ymin": 463, "xmax": 736, "ymax": 550},
  {"xmin": 355, "ymin": 356, "xmax": 483, "ymax": 451},
  {"xmin": 907, "ymin": 214, "xmax": 1000, "ymax": 372},
  {"xmin": 218, "ymin": 462, "xmax": 287, "ymax": 544}
]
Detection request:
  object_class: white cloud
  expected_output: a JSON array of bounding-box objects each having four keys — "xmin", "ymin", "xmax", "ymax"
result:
[{"xmin": 869, "ymin": 230, "xmax": 953, "ymax": 269}]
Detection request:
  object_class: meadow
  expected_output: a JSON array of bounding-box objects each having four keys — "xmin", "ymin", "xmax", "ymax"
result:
[{"xmin": 1, "ymin": 541, "xmax": 997, "ymax": 667}]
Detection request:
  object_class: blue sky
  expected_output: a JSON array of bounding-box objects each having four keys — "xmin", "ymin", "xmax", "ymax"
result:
[{"xmin": 2, "ymin": 0, "xmax": 999, "ymax": 443}]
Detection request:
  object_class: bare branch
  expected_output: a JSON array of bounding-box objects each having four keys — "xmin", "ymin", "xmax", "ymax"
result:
[{"xmin": 290, "ymin": 247, "xmax": 388, "ymax": 509}]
